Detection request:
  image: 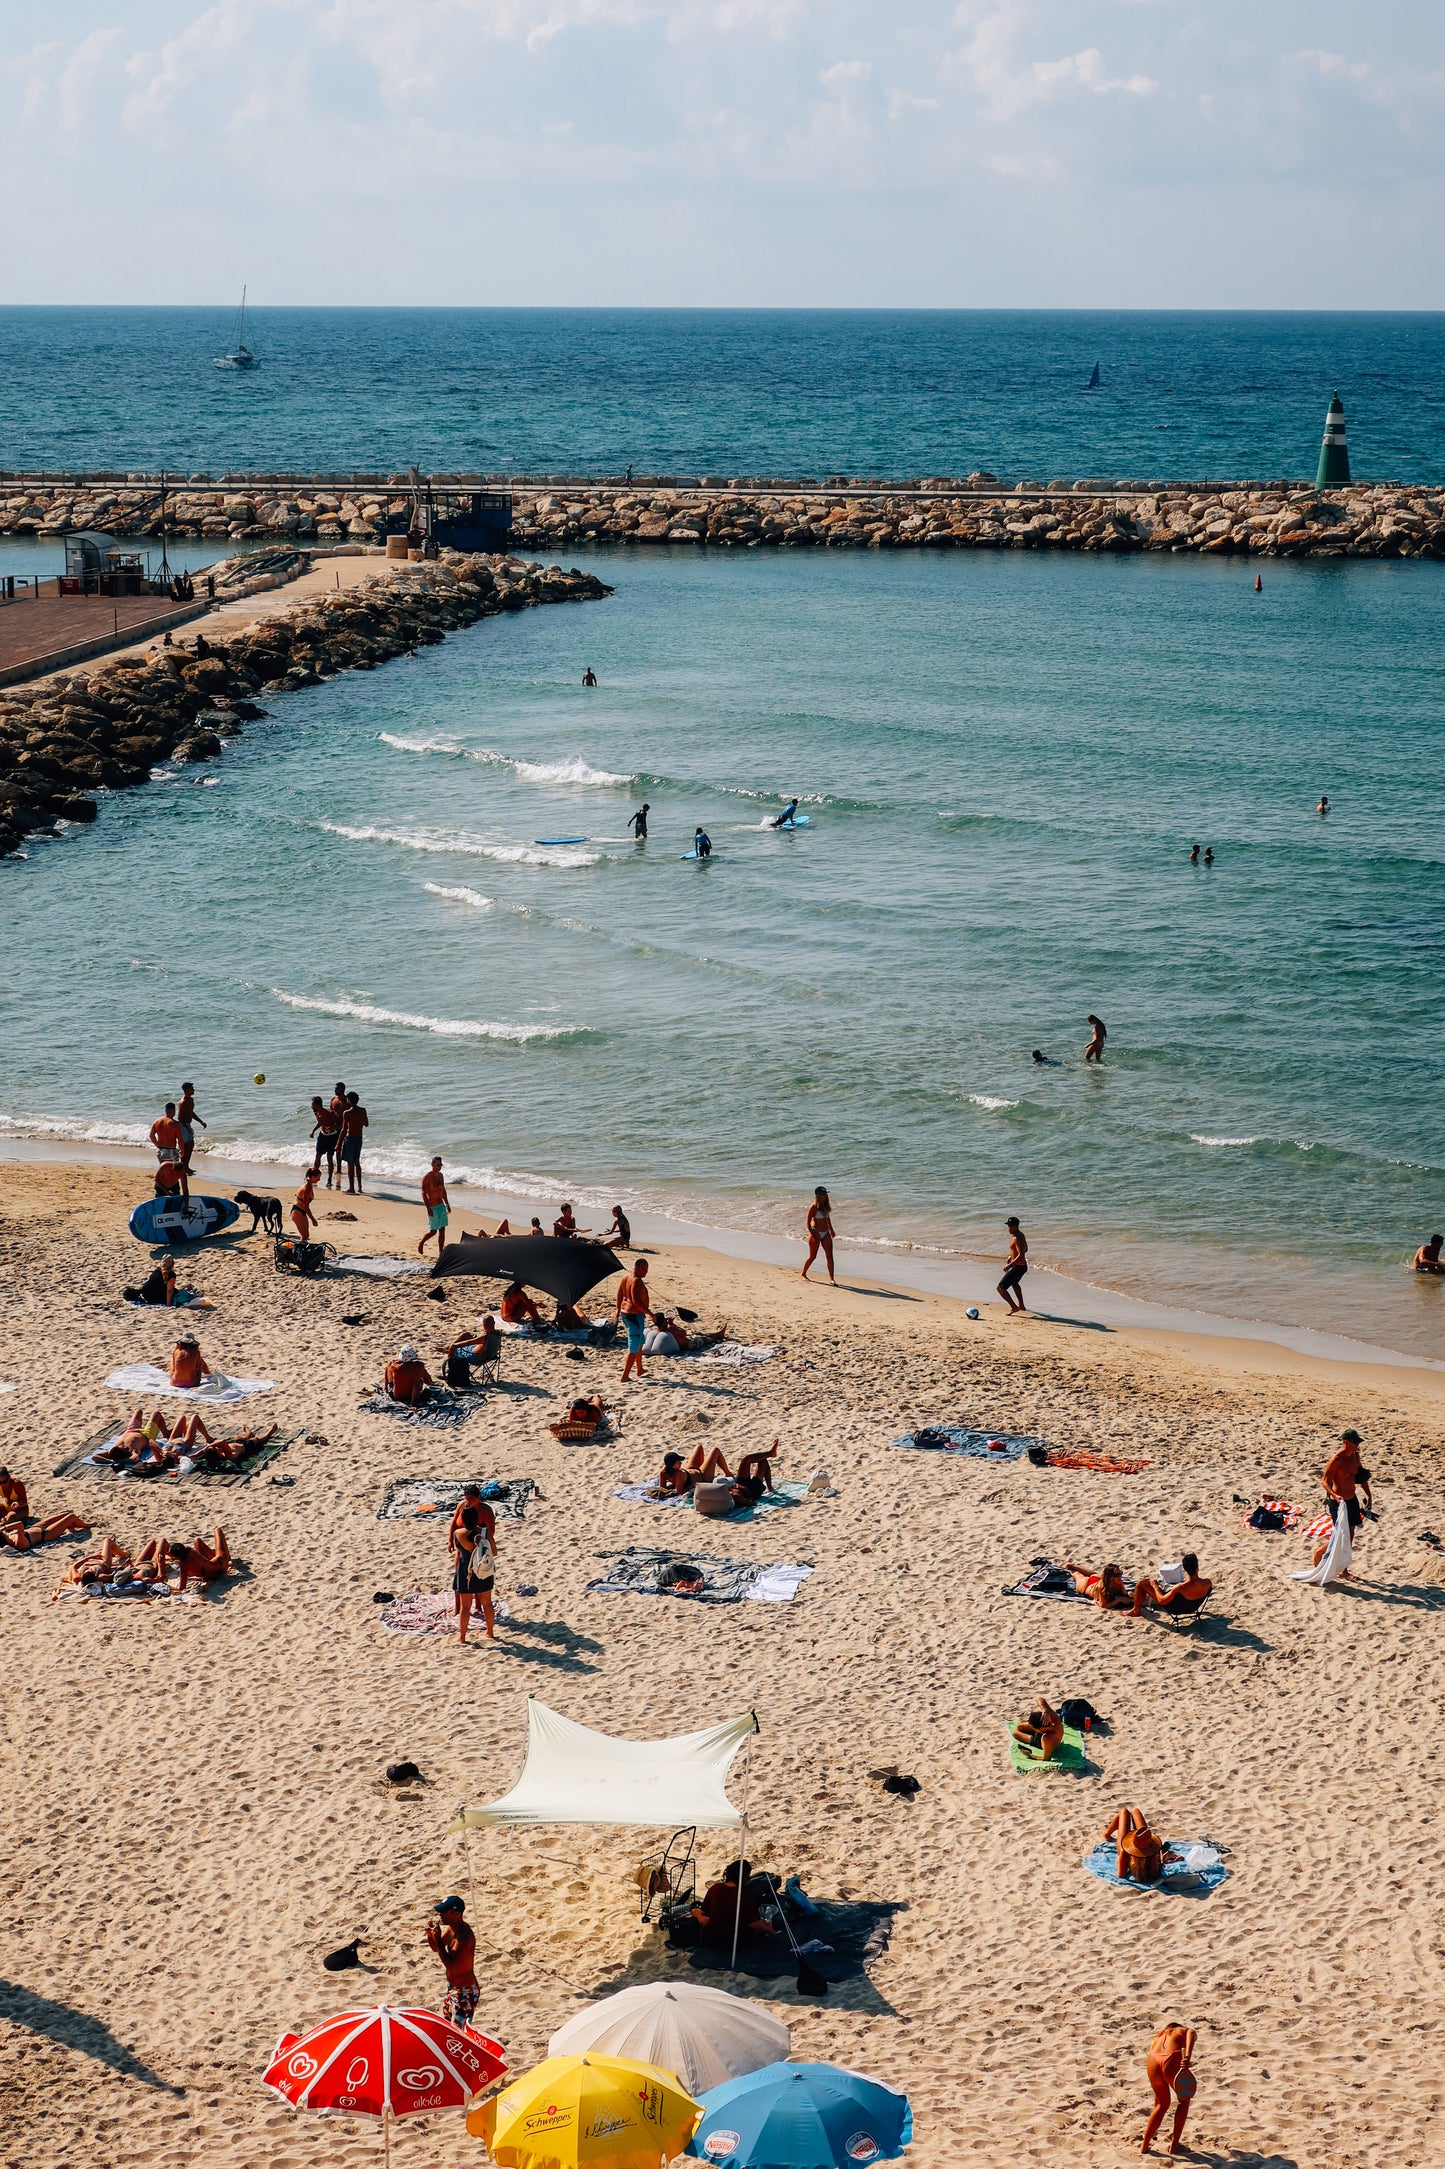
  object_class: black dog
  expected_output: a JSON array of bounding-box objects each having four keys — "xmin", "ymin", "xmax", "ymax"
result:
[{"xmin": 234, "ymin": 1189, "xmax": 283, "ymax": 1236}]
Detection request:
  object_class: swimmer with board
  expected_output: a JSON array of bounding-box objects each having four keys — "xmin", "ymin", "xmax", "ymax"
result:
[{"xmin": 683, "ymin": 827, "xmax": 713, "ymax": 861}]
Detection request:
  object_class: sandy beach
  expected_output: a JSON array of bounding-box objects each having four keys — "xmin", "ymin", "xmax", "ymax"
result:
[{"xmin": 1, "ymin": 1155, "xmax": 1441, "ymax": 2169}]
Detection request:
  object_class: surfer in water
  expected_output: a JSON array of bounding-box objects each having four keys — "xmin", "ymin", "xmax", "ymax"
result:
[
  {"xmin": 693, "ymin": 827, "xmax": 712, "ymax": 858},
  {"xmin": 627, "ymin": 804, "xmax": 651, "ymax": 840},
  {"xmin": 771, "ymin": 799, "xmax": 800, "ymax": 829}
]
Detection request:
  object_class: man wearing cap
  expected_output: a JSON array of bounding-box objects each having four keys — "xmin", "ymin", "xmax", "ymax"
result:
[
  {"xmin": 425, "ymin": 1897, "xmax": 481, "ymax": 2025},
  {"xmin": 1317, "ymin": 1429, "xmax": 1372, "ymax": 1577}
]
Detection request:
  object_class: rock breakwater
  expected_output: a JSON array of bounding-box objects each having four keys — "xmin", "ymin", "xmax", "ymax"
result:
[
  {"xmin": 0, "ymin": 554, "xmax": 609, "ymax": 861},
  {"xmin": 3, "ymin": 475, "xmax": 1443, "ymax": 559}
]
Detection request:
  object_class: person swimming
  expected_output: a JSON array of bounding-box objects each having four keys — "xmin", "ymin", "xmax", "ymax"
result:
[
  {"xmin": 1317, "ymin": 795, "xmax": 1330, "ymax": 816},
  {"xmin": 1031, "ymin": 1050, "xmax": 1060, "ymax": 1065}
]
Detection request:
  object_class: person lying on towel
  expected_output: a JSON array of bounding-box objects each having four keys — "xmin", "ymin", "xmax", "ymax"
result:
[
  {"xmin": 643, "ymin": 1312, "xmax": 730, "ymax": 1356},
  {"xmin": 1130, "ymin": 1553, "xmax": 1211, "ymax": 1617},
  {"xmin": 1063, "ymin": 1560, "xmax": 1132, "ymax": 1610},
  {"xmin": 385, "ymin": 1345, "xmax": 435, "ymax": 1406},
  {"xmin": 1012, "ymin": 1695, "xmax": 1065, "ymax": 1761},
  {"xmin": 1102, "ymin": 1806, "xmax": 1178, "ymax": 1884}
]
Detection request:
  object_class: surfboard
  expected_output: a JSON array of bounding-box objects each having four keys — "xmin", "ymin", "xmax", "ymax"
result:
[
  {"xmin": 681, "ymin": 850, "xmax": 715, "ymax": 861},
  {"xmin": 766, "ymin": 815, "xmax": 813, "ymax": 829},
  {"xmin": 534, "ymin": 836, "xmax": 589, "ymax": 845},
  {"xmin": 129, "ymin": 1195, "xmax": 242, "ymax": 1244}
]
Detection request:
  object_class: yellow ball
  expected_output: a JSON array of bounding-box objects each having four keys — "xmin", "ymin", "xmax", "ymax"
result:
[{"xmin": 253, "ymin": 1072, "xmax": 266, "ymax": 1085}]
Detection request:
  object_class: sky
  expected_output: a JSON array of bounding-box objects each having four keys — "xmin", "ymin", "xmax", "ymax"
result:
[{"xmin": 3, "ymin": 1, "xmax": 1442, "ymax": 307}]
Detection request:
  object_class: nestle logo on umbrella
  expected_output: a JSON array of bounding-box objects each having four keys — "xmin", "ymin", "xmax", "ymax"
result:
[
  {"xmin": 703, "ymin": 2130, "xmax": 741, "ymax": 2158},
  {"xmin": 846, "ymin": 2134, "xmax": 882, "ymax": 2161}
]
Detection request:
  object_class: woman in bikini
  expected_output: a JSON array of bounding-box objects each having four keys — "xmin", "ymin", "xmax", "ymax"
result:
[
  {"xmin": 801, "ymin": 1187, "xmax": 836, "ymax": 1284},
  {"xmin": 1102, "ymin": 1806, "xmax": 1172, "ymax": 1883},
  {"xmin": 1065, "ymin": 1560, "xmax": 1132, "ymax": 1610}
]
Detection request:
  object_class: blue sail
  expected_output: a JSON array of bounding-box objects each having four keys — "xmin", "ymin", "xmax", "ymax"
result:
[{"xmin": 1086, "ymin": 361, "xmax": 1101, "ymax": 389}]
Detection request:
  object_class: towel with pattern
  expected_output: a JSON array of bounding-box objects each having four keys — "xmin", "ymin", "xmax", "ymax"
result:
[
  {"xmin": 683, "ymin": 1341, "xmax": 779, "ymax": 1366},
  {"xmin": 894, "ymin": 1427, "xmax": 1043, "ymax": 1459},
  {"xmin": 1084, "ymin": 1840, "xmax": 1228, "ymax": 1896},
  {"xmin": 357, "ymin": 1390, "xmax": 482, "ymax": 1430},
  {"xmin": 586, "ymin": 1548, "xmax": 814, "ymax": 1603},
  {"xmin": 611, "ymin": 1477, "xmax": 817, "ymax": 1519},
  {"xmin": 1243, "ymin": 1497, "xmax": 1309, "ymax": 1533},
  {"xmin": 381, "ymin": 1590, "xmax": 511, "ymax": 1636},
  {"xmin": 377, "ymin": 1477, "xmax": 536, "ymax": 1522}
]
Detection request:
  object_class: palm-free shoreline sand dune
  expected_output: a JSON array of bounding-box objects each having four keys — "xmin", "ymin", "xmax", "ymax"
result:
[{"xmin": 1, "ymin": 1160, "xmax": 1441, "ymax": 2169}]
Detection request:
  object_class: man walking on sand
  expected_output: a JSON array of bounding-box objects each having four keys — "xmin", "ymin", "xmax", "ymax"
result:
[
  {"xmin": 425, "ymin": 1897, "xmax": 482, "ymax": 2025},
  {"xmin": 997, "ymin": 1216, "xmax": 1029, "ymax": 1313},
  {"xmin": 419, "ymin": 1156, "xmax": 450, "ymax": 1256},
  {"xmin": 1141, "ymin": 2024, "xmax": 1197, "ymax": 2155},
  {"xmin": 615, "ymin": 1256, "xmax": 652, "ymax": 1382}
]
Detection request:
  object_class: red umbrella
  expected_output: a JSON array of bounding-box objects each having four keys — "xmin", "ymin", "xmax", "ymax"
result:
[{"xmin": 263, "ymin": 2003, "xmax": 506, "ymax": 2165}]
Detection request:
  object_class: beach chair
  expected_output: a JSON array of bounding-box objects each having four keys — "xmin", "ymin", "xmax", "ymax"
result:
[
  {"xmin": 1154, "ymin": 1590, "xmax": 1213, "ymax": 1634},
  {"xmin": 470, "ymin": 1329, "xmax": 502, "ymax": 1388}
]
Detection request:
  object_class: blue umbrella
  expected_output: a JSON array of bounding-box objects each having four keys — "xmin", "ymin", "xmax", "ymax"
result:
[{"xmin": 687, "ymin": 2060, "xmax": 912, "ymax": 2169}]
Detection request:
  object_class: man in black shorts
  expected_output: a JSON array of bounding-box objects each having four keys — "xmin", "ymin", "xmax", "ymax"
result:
[{"xmin": 997, "ymin": 1216, "xmax": 1029, "ymax": 1314}]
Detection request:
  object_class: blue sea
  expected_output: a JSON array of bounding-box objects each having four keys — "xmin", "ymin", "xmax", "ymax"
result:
[
  {"xmin": 2, "ymin": 312, "xmax": 1443, "ymax": 1357},
  {"xmin": 3, "ymin": 306, "xmax": 1445, "ymax": 482}
]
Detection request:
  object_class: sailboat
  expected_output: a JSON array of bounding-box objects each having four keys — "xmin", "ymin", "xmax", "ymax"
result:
[
  {"xmin": 214, "ymin": 286, "xmax": 258, "ymax": 371},
  {"xmin": 1085, "ymin": 361, "xmax": 1101, "ymax": 389}
]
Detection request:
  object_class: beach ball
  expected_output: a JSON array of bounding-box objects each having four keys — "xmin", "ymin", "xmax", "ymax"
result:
[
  {"xmin": 253, "ymin": 1072, "xmax": 267, "ymax": 1085},
  {"xmin": 966, "ymin": 1307, "xmax": 980, "ymax": 1320}
]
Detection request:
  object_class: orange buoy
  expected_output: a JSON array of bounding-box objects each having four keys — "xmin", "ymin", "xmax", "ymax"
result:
[{"xmin": 1254, "ymin": 573, "xmax": 1262, "ymax": 592}]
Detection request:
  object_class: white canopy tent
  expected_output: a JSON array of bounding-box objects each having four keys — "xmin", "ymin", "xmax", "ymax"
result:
[{"xmin": 450, "ymin": 1698, "xmax": 757, "ymax": 1831}]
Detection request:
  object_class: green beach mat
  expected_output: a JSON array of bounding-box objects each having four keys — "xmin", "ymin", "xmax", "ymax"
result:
[{"xmin": 1009, "ymin": 1723, "xmax": 1087, "ymax": 1775}]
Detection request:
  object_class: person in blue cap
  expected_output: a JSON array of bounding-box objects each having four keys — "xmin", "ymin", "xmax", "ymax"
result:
[{"xmin": 425, "ymin": 1896, "xmax": 480, "ymax": 2024}]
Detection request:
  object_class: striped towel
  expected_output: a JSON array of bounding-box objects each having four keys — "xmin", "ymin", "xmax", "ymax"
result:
[
  {"xmin": 1300, "ymin": 1508, "xmax": 1335, "ymax": 1545},
  {"xmin": 1242, "ymin": 1498, "xmax": 1309, "ymax": 1533}
]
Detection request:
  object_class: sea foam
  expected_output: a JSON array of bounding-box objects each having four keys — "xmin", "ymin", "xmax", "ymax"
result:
[
  {"xmin": 269, "ymin": 989, "xmax": 585, "ymax": 1042},
  {"xmin": 316, "ymin": 821, "xmax": 599, "ymax": 868}
]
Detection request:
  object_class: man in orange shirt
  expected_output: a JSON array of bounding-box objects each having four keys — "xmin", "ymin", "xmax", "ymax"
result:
[
  {"xmin": 418, "ymin": 1157, "xmax": 450, "ymax": 1257},
  {"xmin": 614, "ymin": 1257, "xmax": 652, "ymax": 1382},
  {"xmin": 150, "ymin": 1103, "xmax": 189, "ymax": 1201}
]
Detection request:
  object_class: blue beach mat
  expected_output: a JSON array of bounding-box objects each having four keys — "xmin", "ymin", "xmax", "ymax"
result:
[{"xmin": 1084, "ymin": 1841, "xmax": 1228, "ymax": 1896}]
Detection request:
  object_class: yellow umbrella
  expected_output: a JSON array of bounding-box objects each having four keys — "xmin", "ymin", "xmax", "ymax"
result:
[{"xmin": 467, "ymin": 2051, "xmax": 701, "ymax": 2169}]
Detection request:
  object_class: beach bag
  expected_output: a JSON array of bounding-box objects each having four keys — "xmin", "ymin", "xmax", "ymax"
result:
[
  {"xmin": 1027, "ymin": 1445, "xmax": 1050, "ymax": 1467},
  {"xmin": 1248, "ymin": 1505, "xmax": 1286, "ymax": 1531},
  {"xmin": 444, "ymin": 1352, "xmax": 472, "ymax": 1389},
  {"xmin": 1059, "ymin": 1698, "xmax": 1099, "ymax": 1732}
]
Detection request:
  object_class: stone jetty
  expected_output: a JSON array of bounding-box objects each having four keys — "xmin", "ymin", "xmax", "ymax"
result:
[
  {"xmin": 0, "ymin": 553, "xmax": 609, "ymax": 861},
  {"xmin": 2, "ymin": 473, "xmax": 1443, "ymax": 559}
]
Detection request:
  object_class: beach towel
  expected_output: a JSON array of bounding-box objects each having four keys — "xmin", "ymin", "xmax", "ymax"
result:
[
  {"xmin": 54, "ymin": 1423, "xmax": 300, "ymax": 1486},
  {"xmin": 331, "ymin": 1254, "xmax": 432, "ymax": 1279},
  {"xmin": 894, "ymin": 1427, "xmax": 1043, "ymax": 1460},
  {"xmin": 1003, "ymin": 1564, "xmax": 1094, "ymax": 1604},
  {"xmin": 1042, "ymin": 1449, "xmax": 1151, "ymax": 1474},
  {"xmin": 689, "ymin": 1894, "xmax": 900, "ymax": 1987},
  {"xmin": 104, "ymin": 1363, "xmax": 275, "ymax": 1405},
  {"xmin": 1009, "ymin": 1724, "xmax": 1088, "ymax": 1775},
  {"xmin": 1244, "ymin": 1497, "xmax": 1308, "ymax": 1533},
  {"xmin": 1299, "ymin": 1508, "xmax": 1336, "ymax": 1546},
  {"xmin": 124, "ymin": 1291, "xmax": 214, "ymax": 1311},
  {"xmin": 1083, "ymin": 1840, "xmax": 1228, "ymax": 1896},
  {"xmin": 380, "ymin": 1590, "xmax": 512, "ymax": 1637},
  {"xmin": 357, "ymin": 1389, "xmax": 481, "ymax": 1430},
  {"xmin": 586, "ymin": 1547, "xmax": 814, "ymax": 1604},
  {"xmin": 611, "ymin": 1477, "xmax": 816, "ymax": 1520},
  {"xmin": 377, "ymin": 1477, "xmax": 536, "ymax": 1522},
  {"xmin": 57, "ymin": 1581, "xmax": 202, "ymax": 1606},
  {"xmin": 685, "ymin": 1341, "xmax": 778, "ymax": 1366},
  {"xmin": 1293, "ymin": 1501, "xmax": 1353, "ymax": 1585}
]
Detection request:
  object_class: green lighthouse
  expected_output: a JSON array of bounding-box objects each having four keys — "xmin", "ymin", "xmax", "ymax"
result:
[{"xmin": 1315, "ymin": 392, "xmax": 1350, "ymax": 488}]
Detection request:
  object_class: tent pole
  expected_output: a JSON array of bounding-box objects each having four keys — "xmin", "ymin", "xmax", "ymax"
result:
[{"xmin": 730, "ymin": 1739, "xmax": 752, "ymax": 1970}]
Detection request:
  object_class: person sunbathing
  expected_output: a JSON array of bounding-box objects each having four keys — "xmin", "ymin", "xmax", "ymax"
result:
[
  {"xmin": 553, "ymin": 1300, "xmax": 589, "ymax": 1331},
  {"xmin": 193, "ymin": 1422, "xmax": 277, "ymax": 1466},
  {"xmin": 1065, "ymin": 1561, "xmax": 1133, "ymax": 1610},
  {"xmin": 166, "ymin": 1529, "xmax": 233, "ymax": 1590},
  {"xmin": 734, "ymin": 1440, "xmax": 781, "ymax": 1495},
  {"xmin": 564, "ymin": 1395, "xmax": 607, "ymax": 1429},
  {"xmin": 168, "ymin": 1336, "xmax": 211, "ymax": 1390},
  {"xmin": 1012, "ymin": 1695, "xmax": 1065, "ymax": 1761},
  {"xmin": 385, "ymin": 1345, "xmax": 435, "ymax": 1405},
  {"xmin": 1131, "ymin": 1553, "xmax": 1212, "ymax": 1617},
  {"xmin": 1103, "ymin": 1806, "xmax": 1175, "ymax": 1884},
  {"xmin": 3, "ymin": 1508, "xmax": 91, "ymax": 1552},
  {"xmin": 500, "ymin": 1282, "xmax": 544, "ymax": 1327},
  {"xmin": 96, "ymin": 1410, "xmax": 176, "ymax": 1469},
  {"xmin": 0, "ymin": 1468, "xmax": 29, "ymax": 1522},
  {"xmin": 653, "ymin": 1447, "xmax": 732, "ymax": 1495}
]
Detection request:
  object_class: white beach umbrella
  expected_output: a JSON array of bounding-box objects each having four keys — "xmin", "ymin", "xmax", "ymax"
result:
[{"xmin": 547, "ymin": 1982, "xmax": 789, "ymax": 2097}]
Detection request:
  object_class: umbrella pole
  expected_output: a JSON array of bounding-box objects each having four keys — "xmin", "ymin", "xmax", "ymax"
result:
[
  {"xmin": 383, "ymin": 2104, "xmax": 392, "ymax": 2169},
  {"xmin": 730, "ymin": 1739, "xmax": 752, "ymax": 1970}
]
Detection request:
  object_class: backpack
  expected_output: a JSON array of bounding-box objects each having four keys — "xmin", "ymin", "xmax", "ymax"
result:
[
  {"xmin": 1059, "ymin": 1698, "xmax": 1099, "ymax": 1731},
  {"xmin": 1248, "ymin": 1505, "xmax": 1286, "ymax": 1531},
  {"xmin": 444, "ymin": 1351, "xmax": 472, "ymax": 1389}
]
